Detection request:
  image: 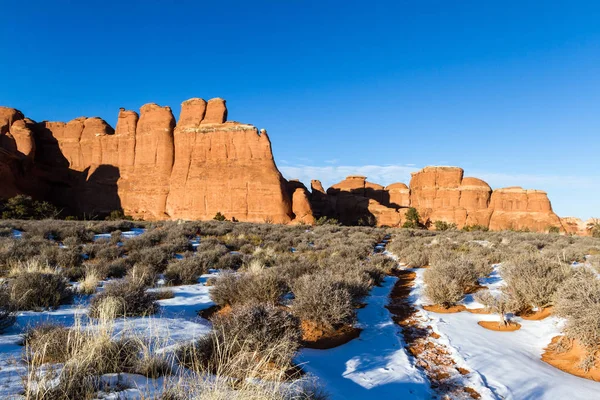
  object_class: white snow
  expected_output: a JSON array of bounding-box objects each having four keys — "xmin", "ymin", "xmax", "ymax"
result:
[
  {"xmin": 412, "ymin": 266, "xmax": 600, "ymax": 399},
  {"xmin": 0, "ymin": 273, "xmax": 216, "ymax": 398},
  {"xmin": 296, "ymin": 276, "xmax": 431, "ymax": 399},
  {"xmin": 93, "ymin": 228, "xmax": 145, "ymax": 241}
]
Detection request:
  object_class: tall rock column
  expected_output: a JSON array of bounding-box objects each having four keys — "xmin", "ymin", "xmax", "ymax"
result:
[
  {"xmin": 120, "ymin": 103, "xmax": 175, "ymax": 219},
  {"xmin": 166, "ymin": 98, "xmax": 293, "ymax": 223}
]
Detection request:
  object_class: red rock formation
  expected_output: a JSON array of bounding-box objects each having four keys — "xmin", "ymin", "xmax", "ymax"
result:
[
  {"xmin": 0, "ymin": 102, "xmax": 574, "ymax": 233},
  {"xmin": 166, "ymin": 98, "xmax": 292, "ymax": 222},
  {"xmin": 488, "ymin": 187, "xmax": 563, "ymax": 232},
  {"xmin": 560, "ymin": 217, "xmax": 589, "ymax": 236},
  {"xmin": 385, "ymin": 182, "xmax": 410, "ymax": 208},
  {"xmin": 287, "ymin": 180, "xmax": 315, "ymax": 224}
]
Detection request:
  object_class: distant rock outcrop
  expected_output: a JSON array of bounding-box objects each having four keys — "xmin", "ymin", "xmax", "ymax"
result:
[
  {"xmin": 311, "ymin": 166, "xmax": 564, "ymax": 232},
  {"xmin": 0, "ymin": 101, "xmax": 572, "ymax": 233}
]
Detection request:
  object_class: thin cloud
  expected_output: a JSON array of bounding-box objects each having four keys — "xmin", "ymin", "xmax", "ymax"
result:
[{"xmin": 279, "ymin": 164, "xmax": 419, "ymax": 190}]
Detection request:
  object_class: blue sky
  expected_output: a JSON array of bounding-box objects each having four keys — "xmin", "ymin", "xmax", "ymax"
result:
[{"xmin": 1, "ymin": 1, "xmax": 598, "ymax": 219}]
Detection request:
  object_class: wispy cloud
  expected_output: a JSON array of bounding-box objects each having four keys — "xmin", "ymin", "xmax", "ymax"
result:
[{"xmin": 279, "ymin": 164, "xmax": 419, "ymax": 190}]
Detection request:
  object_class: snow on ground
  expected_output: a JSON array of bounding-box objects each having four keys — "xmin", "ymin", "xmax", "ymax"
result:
[
  {"xmin": 0, "ymin": 273, "xmax": 216, "ymax": 398},
  {"xmin": 297, "ymin": 276, "xmax": 431, "ymax": 399},
  {"xmin": 93, "ymin": 228, "xmax": 145, "ymax": 241},
  {"xmin": 411, "ymin": 267, "xmax": 600, "ymax": 399}
]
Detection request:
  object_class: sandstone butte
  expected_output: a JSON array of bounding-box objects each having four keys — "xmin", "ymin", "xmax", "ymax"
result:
[{"xmin": 0, "ymin": 100, "xmax": 585, "ymax": 234}]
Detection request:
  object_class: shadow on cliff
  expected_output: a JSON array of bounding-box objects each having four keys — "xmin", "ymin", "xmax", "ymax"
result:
[
  {"xmin": 319, "ymin": 189, "xmax": 378, "ymax": 226},
  {"xmin": 26, "ymin": 124, "xmax": 124, "ymax": 218}
]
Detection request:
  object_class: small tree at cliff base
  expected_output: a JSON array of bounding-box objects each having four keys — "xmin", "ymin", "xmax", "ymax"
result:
[
  {"xmin": 402, "ymin": 207, "xmax": 425, "ymax": 229},
  {"xmin": 213, "ymin": 212, "xmax": 227, "ymax": 222},
  {"xmin": 434, "ymin": 220, "xmax": 457, "ymax": 231}
]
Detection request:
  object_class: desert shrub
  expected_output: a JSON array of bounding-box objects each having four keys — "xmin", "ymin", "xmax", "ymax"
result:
[
  {"xmin": 0, "ymin": 195, "xmax": 59, "ymax": 220},
  {"xmin": 9, "ymin": 272, "xmax": 72, "ymax": 311},
  {"xmin": 474, "ymin": 290, "xmax": 516, "ymax": 325},
  {"xmin": 215, "ymin": 252, "xmax": 243, "ymax": 270},
  {"xmin": 434, "ymin": 221, "xmax": 457, "ymax": 231},
  {"xmin": 24, "ymin": 324, "xmax": 142, "ymax": 399},
  {"xmin": 500, "ymin": 253, "xmax": 572, "ymax": 312},
  {"xmin": 89, "ymin": 279, "xmax": 158, "ymax": 318},
  {"xmin": 554, "ymin": 269, "xmax": 600, "ymax": 369},
  {"xmin": 213, "ymin": 212, "xmax": 227, "ymax": 221},
  {"xmin": 127, "ymin": 263, "xmax": 158, "ymax": 286},
  {"xmin": 423, "ymin": 257, "xmax": 478, "ymax": 307},
  {"xmin": 0, "ymin": 286, "xmax": 16, "ymax": 332},
  {"xmin": 178, "ymin": 303, "xmax": 301, "ymax": 379},
  {"xmin": 77, "ymin": 267, "xmax": 101, "ymax": 295},
  {"xmin": 127, "ymin": 246, "xmax": 173, "ymax": 272},
  {"xmin": 95, "ymin": 257, "xmax": 130, "ymax": 279},
  {"xmin": 105, "ymin": 209, "xmax": 133, "ymax": 221},
  {"xmin": 23, "ymin": 323, "xmax": 74, "ymax": 363},
  {"xmin": 318, "ymin": 259, "xmax": 374, "ymax": 302},
  {"xmin": 588, "ymin": 219, "xmax": 600, "ymax": 238},
  {"xmin": 291, "ymin": 273, "xmax": 354, "ymax": 329},
  {"xmin": 164, "ymin": 256, "xmax": 209, "ymax": 285},
  {"xmin": 394, "ymin": 243, "xmax": 429, "ymax": 267},
  {"xmin": 210, "ymin": 270, "xmax": 287, "ymax": 307},
  {"xmin": 462, "ymin": 224, "xmax": 489, "ymax": 232},
  {"xmin": 402, "ymin": 207, "xmax": 425, "ymax": 229}
]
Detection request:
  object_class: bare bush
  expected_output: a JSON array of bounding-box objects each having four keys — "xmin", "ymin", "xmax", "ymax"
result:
[
  {"xmin": 164, "ymin": 256, "xmax": 210, "ymax": 285},
  {"xmin": 291, "ymin": 273, "xmax": 354, "ymax": 329},
  {"xmin": 89, "ymin": 279, "xmax": 158, "ymax": 318},
  {"xmin": 423, "ymin": 256, "xmax": 478, "ymax": 307},
  {"xmin": 9, "ymin": 271, "xmax": 72, "ymax": 311},
  {"xmin": 0, "ymin": 285, "xmax": 16, "ymax": 332},
  {"xmin": 500, "ymin": 253, "xmax": 571, "ymax": 312},
  {"xmin": 554, "ymin": 268, "xmax": 600, "ymax": 369},
  {"xmin": 210, "ymin": 270, "xmax": 286, "ymax": 307},
  {"xmin": 178, "ymin": 303, "xmax": 301, "ymax": 380}
]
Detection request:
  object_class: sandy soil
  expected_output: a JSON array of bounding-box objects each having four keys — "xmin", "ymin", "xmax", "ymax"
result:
[
  {"xmin": 300, "ymin": 320, "xmax": 361, "ymax": 349},
  {"xmin": 542, "ymin": 336, "xmax": 600, "ymax": 381},
  {"xmin": 477, "ymin": 320, "xmax": 521, "ymax": 332},
  {"xmin": 520, "ymin": 307, "xmax": 553, "ymax": 321}
]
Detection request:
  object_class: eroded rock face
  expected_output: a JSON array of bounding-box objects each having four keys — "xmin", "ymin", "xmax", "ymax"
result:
[
  {"xmin": 560, "ymin": 217, "xmax": 589, "ymax": 236},
  {"xmin": 488, "ymin": 187, "xmax": 563, "ymax": 231},
  {"xmin": 0, "ymin": 98, "xmax": 296, "ymax": 223},
  {"xmin": 287, "ymin": 180, "xmax": 315, "ymax": 224},
  {"xmin": 167, "ymin": 119, "xmax": 293, "ymax": 223},
  {"xmin": 385, "ymin": 182, "xmax": 410, "ymax": 208},
  {"xmin": 0, "ymin": 101, "xmax": 573, "ymax": 233}
]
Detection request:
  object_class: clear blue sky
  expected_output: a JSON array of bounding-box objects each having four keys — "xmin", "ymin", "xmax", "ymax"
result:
[{"xmin": 1, "ymin": 1, "xmax": 598, "ymax": 219}]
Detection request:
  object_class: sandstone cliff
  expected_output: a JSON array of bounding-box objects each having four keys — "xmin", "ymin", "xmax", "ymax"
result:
[
  {"xmin": 0, "ymin": 101, "xmax": 572, "ymax": 233},
  {"xmin": 0, "ymin": 100, "xmax": 298, "ymax": 223},
  {"xmin": 313, "ymin": 166, "xmax": 564, "ymax": 232}
]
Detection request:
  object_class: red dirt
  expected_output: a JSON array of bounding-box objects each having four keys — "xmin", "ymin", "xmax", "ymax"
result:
[
  {"xmin": 542, "ymin": 336, "xmax": 600, "ymax": 381},
  {"xmin": 477, "ymin": 320, "xmax": 521, "ymax": 332},
  {"xmin": 197, "ymin": 304, "xmax": 221, "ymax": 320},
  {"xmin": 300, "ymin": 320, "xmax": 361, "ymax": 350},
  {"xmin": 520, "ymin": 307, "xmax": 553, "ymax": 321},
  {"xmin": 386, "ymin": 268, "xmax": 481, "ymax": 398},
  {"xmin": 466, "ymin": 308, "xmax": 491, "ymax": 315},
  {"xmin": 424, "ymin": 304, "xmax": 467, "ymax": 313},
  {"xmin": 464, "ymin": 386, "xmax": 482, "ymax": 399}
]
